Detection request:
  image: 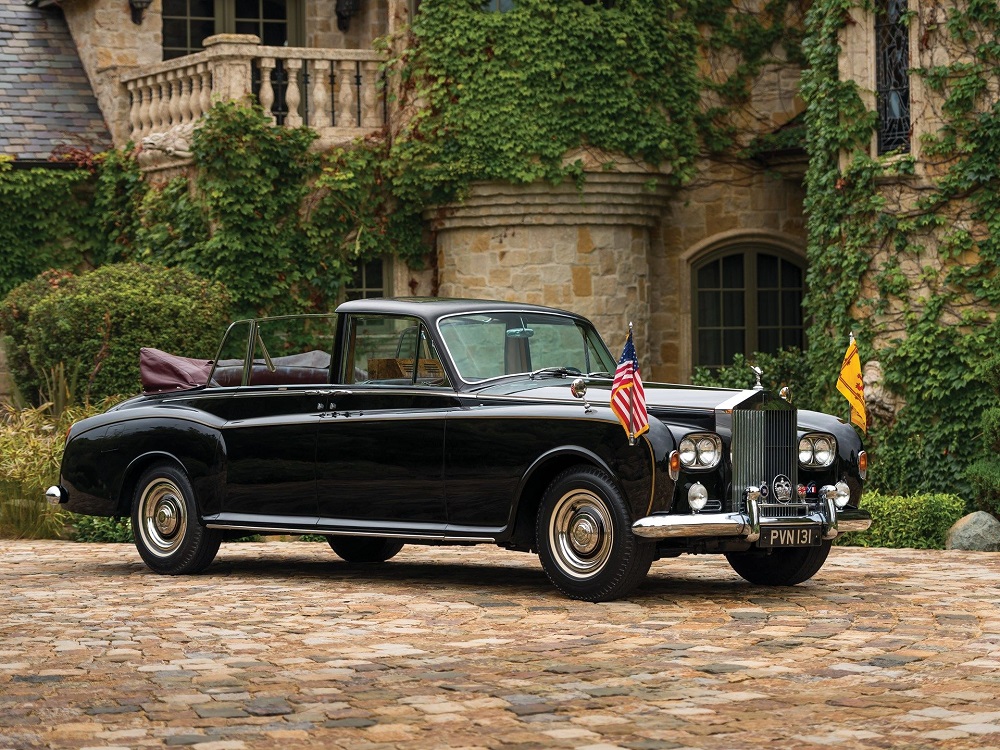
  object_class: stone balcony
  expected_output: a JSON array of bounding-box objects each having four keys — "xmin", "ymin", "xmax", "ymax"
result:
[{"xmin": 120, "ymin": 34, "xmax": 386, "ymax": 171}]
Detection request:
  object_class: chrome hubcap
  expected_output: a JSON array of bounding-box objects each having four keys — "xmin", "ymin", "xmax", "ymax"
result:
[
  {"xmin": 139, "ymin": 479, "xmax": 187, "ymax": 557},
  {"xmin": 549, "ymin": 489, "xmax": 613, "ymax": 579}
]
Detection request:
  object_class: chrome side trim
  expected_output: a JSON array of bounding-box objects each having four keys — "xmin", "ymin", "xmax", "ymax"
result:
[{"xmin": 204, "ymin": 523, "xmax": 495, "ymax": 543}]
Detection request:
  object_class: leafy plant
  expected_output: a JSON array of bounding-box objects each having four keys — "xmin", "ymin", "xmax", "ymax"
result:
[
  {"xmin": 966, "ymin": 354, "xmax": 1000, "ymax": 517},
  {"xmin": 71, "ymin": 516, "xmax": 134, "ymax": 543},
  {"xmin": 0, "ymin": 397, "xmax": 116, "ymax": 539},
  {"xmin": 835, "ymin": 492, "xmax": 967, "ymax": 549},
  {"xmin": 3, "ymin": 263, "xmax": 230, "ymax": 403}
]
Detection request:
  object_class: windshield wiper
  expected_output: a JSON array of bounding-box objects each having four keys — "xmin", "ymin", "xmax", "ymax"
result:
[
  {"xmin": 529, "ymin": 366, "xmax": 582, "ymax": 380},
  {"xmin": 586, "ymin": 371, "xmax": 613, "ymax": 378}
]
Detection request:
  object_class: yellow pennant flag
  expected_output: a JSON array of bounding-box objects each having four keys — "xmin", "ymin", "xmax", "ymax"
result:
[{"xmin": 837, "ymin": 334, "xmax": 867, "ymax": 433}]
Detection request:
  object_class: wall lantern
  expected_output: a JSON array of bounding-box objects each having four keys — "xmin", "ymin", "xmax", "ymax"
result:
[
  {"xmin": 335, "ymin": 0, "xmax": 361, "ymax": 32},
  {"xmin": 129, "ymin": 0, "xmax": 153, "ymax": 25}
]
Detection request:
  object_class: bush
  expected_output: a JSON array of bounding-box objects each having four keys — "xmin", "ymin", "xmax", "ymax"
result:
[
  {"xmin": 0, "ymin": 397, "xmax": 116, "ymax": 539},
  {"xmin": 1, "ymin": 263, "xmax": 230, "ymax": 403},
  {"xmin": 835, "ymin": 491, "xmax": 966, "ymax": 549},
  {"xmin": 71, "ymin": 516, "xmax": 134, "ymax": 543},
  {"xmin": 0, "ymin": 269, "xmax": 76, "ymax": 403}
]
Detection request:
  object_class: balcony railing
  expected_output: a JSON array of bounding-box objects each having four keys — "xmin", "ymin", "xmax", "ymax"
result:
[{"xmin": 120, "ymin": 34, "xmax": 386, "ymax": 147}]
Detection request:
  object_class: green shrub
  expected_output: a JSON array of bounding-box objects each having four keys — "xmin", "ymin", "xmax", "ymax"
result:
[
  {"xmin": 2, "ymin": 263, "xmax": 230, "ymax": 403},
  {"xmin": 0, "ymin": 269, "xmax": 76, "ymax": 403},
  {"xmin": 835, "ymin": 491, "xmax": 966, "ymax": 549},
  {"xmin": 71, "ymin": 515, "xmax": 134, "ymax": 543},
  {"xmin": 0, "ymin": 398, "xmax": 116, "ymax": 539}
]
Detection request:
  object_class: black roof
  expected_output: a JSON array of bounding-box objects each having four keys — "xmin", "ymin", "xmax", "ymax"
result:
[{"xmin": 334, "ymin": 297, "xmax": 590, "ymax": 324}]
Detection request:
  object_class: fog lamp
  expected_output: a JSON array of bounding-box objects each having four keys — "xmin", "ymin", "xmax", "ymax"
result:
[
  {"xmin": 833, "ymin": 481, "xmax": 851, "ymax": 509},
  {"xmin": 688, "ymin": 482, "xmax": 708, "ymax": 512}
]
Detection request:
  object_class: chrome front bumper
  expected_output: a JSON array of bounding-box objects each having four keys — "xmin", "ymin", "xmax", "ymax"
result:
[{"xmin": 632, "ymin": 494, "xmax": 873, "ymax": 542}]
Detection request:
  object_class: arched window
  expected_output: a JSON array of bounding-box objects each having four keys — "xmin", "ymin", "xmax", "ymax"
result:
[{"xmin": 692, "ymin": 247, "xmax": 805, "ymax": 370}]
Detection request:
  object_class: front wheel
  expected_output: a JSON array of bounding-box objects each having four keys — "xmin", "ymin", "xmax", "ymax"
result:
[
  {"xmin": 536, "ymin": 466, "xmax": 655, "ymax": 602},
  {"xmin": 131, "ymin": 464, "xmax": 221, "ymax": 574},
  {"xmin": 327, "ymin": 536, "xmax": 404, "ymax": 563},
  {"xmin": 725, "ymin": 540, "xmax": 832, "ymax": 586}
]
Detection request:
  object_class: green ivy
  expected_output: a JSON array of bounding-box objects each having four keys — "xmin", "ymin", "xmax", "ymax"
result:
[
  {"xmin": 387, "ymin": 0, "xmax": 701, "ymax": 205},
  {"xmin": 0, "ymin": 157, "xmax": 90, "ymax": 298},
  {"xmin": 795, "ymin": 0, "xmax": 1000, "ymax": 498},
  {"xmin": 834, "ymin": 491, "xmax": 966, "ymax": 549}
]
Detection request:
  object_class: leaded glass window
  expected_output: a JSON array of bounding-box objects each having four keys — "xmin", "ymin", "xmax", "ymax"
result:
[
  {"xmin": 875, "ymin": 0, "xmax": 911, "ymax": 154},
  {"xmin": 693, "ymin": 249, "xmax": 805, "ymax": 371}
]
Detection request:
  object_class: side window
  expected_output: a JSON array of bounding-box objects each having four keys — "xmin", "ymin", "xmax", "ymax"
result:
[
  {"xmin": 210, "ymin": 320, "xmax": 252, "ymax": 387},
  {"xmin": 248, "ymin": 315, "xmax": 336, "ymax": 386},
  {"xmin": 345, "ymin": 315, "xmax": 449, "ymax": 387}
]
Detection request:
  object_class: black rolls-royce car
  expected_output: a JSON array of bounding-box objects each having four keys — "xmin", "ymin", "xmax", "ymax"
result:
[{"xmin": 48, "ymin": 298, "xmax": 871, "ymax": 601}]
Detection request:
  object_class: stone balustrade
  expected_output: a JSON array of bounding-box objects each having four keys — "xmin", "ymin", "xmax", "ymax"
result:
[{"xmin": 120, "ymin": 34, "xmax": 386, "ymax": 148}]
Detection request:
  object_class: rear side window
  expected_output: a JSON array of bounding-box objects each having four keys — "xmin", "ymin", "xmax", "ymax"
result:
[{"xmin": 343, "ymin": 314, "xmax": 449, "ymax": 387}]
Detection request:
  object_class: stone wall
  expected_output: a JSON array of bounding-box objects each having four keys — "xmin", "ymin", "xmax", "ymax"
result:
[
  {"xmin": 60, "ymin": 0, "xmax": 162, "ymax": 146},
  {"xmin": 650, "ymin": 162, "xmax": 807, "ymax": 383},
  {"xmin": 429, "ymin": 170, "xmax": 670, "ymax": 367}
]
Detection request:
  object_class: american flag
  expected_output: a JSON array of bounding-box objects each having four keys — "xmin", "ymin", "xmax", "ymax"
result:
[{"xmin": 610, "ymin": 329, "xmax": 649, "ymax": 442}]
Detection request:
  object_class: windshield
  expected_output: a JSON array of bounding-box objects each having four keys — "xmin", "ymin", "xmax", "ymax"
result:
[{"xmin": 437, "ymin": 312, "xmax": 617, "ymax": 383}]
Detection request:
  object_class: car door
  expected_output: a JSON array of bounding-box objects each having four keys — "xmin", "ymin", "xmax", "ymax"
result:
[
  {"xmin": 314, "ymin": 314, "xmax": 452, "ymax": 534},
  {"xmin": 208, "ymin": 316, "xmax": 335, "ymax": 525}
]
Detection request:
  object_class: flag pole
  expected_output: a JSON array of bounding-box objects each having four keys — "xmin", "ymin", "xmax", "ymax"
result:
[{"xmin": 627, "ymin": 321, "xmax": 635, "ymax": 446}]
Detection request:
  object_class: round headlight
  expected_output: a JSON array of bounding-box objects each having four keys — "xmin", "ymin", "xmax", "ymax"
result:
[
  {"xmin": 679, "ymin": 437, "xmax": 697, "ymax": 466},
  {"xmin": 813, "ymin": 436, "xmax": 834, "ymax": 466},
  {"xmin": 799, "ymin": 433, "xmax": 837, "ymax": 468},
  {"xmin": 798, "ymin": 437, "xmax": 814, "ymax": 465},
  {"xmin": 696, "ymin": 437, "xmax": 720, "ymax": 467}
]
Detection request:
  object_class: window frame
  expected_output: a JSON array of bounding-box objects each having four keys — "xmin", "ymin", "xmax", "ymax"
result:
[
  {"xmin": 162, "ymin": 0, "xmax": 304, "ymax": 60},
  {"xmin": 690, "ymin": 245, "xmax": 807, "ymax": 371},
  {"xmin": 874, "ymin": 0, "xmax": 912, "ymax": 155}
]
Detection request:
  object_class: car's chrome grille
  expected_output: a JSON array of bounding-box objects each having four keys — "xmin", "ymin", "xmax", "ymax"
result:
[
  {"xmin": 731, "ymin": 406, "xmax": 798, "ymax": 512},
  {"xmin": 758, "ymin": 503, "xmax": 808, "ymax": 518}
]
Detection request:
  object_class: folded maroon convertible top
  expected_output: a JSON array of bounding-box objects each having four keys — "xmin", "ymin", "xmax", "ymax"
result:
[{"xmin": 140, "ymin": 347, "xmax": 213, "ymax": 394}]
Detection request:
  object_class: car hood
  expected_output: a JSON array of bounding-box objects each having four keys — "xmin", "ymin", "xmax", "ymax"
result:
[{"xmin": 474, "ymin": 377, "xmax": 744, "ymax": 411}]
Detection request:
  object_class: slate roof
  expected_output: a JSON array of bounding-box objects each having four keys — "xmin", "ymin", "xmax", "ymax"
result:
[{"xmin": 0, "ymin": 0, "xmax": 111, "ymax": 160}]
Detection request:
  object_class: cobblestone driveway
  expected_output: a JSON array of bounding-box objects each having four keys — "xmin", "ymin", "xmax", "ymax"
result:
[{"xmin": 2, "ymin": 540, "xmax": 1000, "ymax": 750}]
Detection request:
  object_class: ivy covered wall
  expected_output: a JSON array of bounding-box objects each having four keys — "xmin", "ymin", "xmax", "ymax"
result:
[{"xmin": 800, "ymin": 0, "xmax": 1000, "ymax": 494}]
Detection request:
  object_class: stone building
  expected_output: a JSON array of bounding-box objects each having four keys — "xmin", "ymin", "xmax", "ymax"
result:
[{"xmin": 0, "ymin": 0, "xmax": 985, "ymax": 395}]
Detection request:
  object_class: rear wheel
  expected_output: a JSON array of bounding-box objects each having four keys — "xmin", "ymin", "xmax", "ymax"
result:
[
  {"xmin": 327, "ymin": 536, "xmax": 404, "ymax": 563},
  {"xmin": 536, "ymin": 466, "xmax": 655, "ymax": 602},
  {"xmin": 131, "ymin": 464, "xmax": 220, "ymax": 574},
  {"xmin": 725, "ymin": 540, "xmax": 832, "ymax": 586}
]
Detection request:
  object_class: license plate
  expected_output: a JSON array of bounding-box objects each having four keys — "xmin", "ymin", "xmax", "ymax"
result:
[{"xmin": 758, "ymin": 526, "xmax": 821, "ymax": 548}]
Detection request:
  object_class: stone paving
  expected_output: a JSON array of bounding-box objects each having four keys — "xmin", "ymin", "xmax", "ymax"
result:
[{"xmin": 2, "ymin": 540, "xmax": 1000, "ymax": 750}]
